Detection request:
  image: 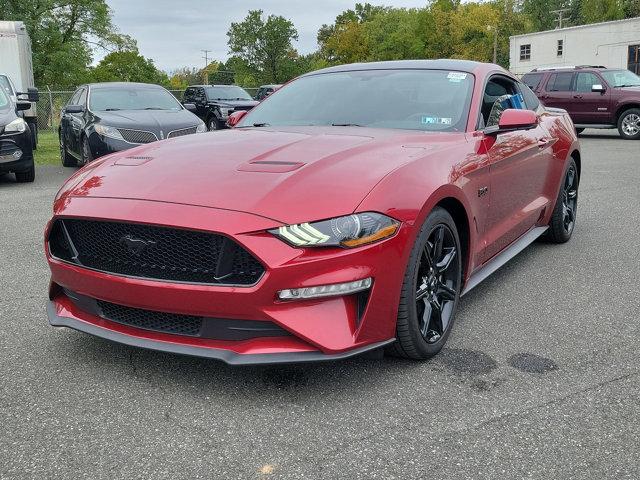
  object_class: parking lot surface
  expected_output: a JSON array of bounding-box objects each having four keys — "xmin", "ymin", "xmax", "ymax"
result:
[{"xmin": 1, "ymin": 131, "xmax": 639, "ymax": 479}]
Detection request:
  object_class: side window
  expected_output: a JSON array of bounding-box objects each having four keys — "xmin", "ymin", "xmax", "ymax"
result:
[
  {"xmin": 68, "ymin": 88, "xmax": 83, "ymax": 106},
  {"xmin": 197, "ymin": 88, "xmax": 206, "ymax": 102},
  {"xmin": 546, "ymin": 73, "xmax": 574, "ymax": 92},
  {"xmin": 78, "ymin": 88, "xmax": 87, "ymax": 107},
  {"xmin": 575, "ymin": 72, "xmax": 600, "ymax": 93},
  {"xmin": 183, "ymin": 88, "xmax": 193, "ymax": 102},
  {"xmin": 520, "ymin": 83, "xmax": 540, "ymax": 110},
  {"xmin": 522, "ymin": 73, "xmax": 543, "ymax": 91},
  {"xmin": 481, "ymin": 76, "xmax": 520, "ymax": 128}
]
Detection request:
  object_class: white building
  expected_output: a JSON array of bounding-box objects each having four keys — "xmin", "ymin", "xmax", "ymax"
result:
[{"xmin": 509, "ymin": 17, "xmax": 640, "ymax": 76}]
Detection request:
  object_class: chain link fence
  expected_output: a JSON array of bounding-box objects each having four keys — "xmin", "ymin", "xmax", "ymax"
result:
[{"xmin": 36, "ymin": 87, "xmax": 260, "ymax": 132}]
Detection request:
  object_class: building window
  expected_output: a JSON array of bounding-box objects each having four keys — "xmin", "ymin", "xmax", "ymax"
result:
[
  {"xmin": 557, "ymin": 39, "xmax": 563, "ymax": 57},
  {"xmin": 630, "ymin": 45, "xmax": 640, "ymax": 75},
  {"xmin": 520, "ymin": 44, "xmax": 531, "ymax": 61}
]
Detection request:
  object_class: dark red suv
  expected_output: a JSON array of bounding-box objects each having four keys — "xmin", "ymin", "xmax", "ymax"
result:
[{"xmin": 523, "ymin": 66, "xmax": 640, "ymax": 140}]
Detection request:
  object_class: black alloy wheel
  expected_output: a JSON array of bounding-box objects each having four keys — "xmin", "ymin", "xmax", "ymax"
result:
[
  {"xmin": 81, "ymin": 136, "xmax": 93, "ymax": 165},
  {"xmin": 60, "ymin": 134, "xmax": 77, "ymax": 167},
  {"xmin": 208, "ymin": 117, "xmax": 219, "ymax": 131},
  {"xmin": 415, "ymin": 224, "xmax": 460, "ymax": 344},
  {"xmin": 389, "ymin": 207, "xmax": 462, "ymax": 359}
]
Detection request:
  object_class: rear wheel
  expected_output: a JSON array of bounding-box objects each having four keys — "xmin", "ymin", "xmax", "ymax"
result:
[
  {"xmin": 15, "ymin": 165, "xmax": 35, "ymax": 183},
  {"xmin": 60, "ymin": 133, "xmax": 77, "ymax": 167},
  {"xmin": 544, "ymin": 158, "xmax": 579, "ymax": 243},
  {"xmin": 618, "ymin": 108, "xmax": 640, "ymax": 140},
  {"xmin": 388, "ymin": 207, "xmax": 462, "ymax": 359}
]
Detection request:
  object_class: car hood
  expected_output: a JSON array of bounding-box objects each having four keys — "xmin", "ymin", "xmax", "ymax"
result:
[
  {"xmin": 95, "ymin": 109, "xmax": 201, "ymax": 135},
  {"xmin": 214, "ymin": 99, "xmax": 259, "ymax": 108},
  {"xmin": 59, "ymin": 126, "xmax": 463, "ymax": 225}
]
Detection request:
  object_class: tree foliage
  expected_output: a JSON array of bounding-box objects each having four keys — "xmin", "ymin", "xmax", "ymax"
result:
[
  {"xmin": 1, "ymin": 0, "xmax": 135, "ymax": 88},
  {"xmin": 90, "ymin": 49, "xmax": 169, "ymax": 86}
]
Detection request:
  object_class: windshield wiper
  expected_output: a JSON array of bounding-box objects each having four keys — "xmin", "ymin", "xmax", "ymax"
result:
[
  {"xmin": 104, "ymin": 108, "xmax": 121, "ymax": 111},
  {"xmin": 615, "ymin": 84, "xmax": 640, "ymax": 88},
  {"xmin": 143, "ymin": 107, "xmax": 166, "ymax": 110},
  {"xmin": 251, "ymin": 123, "xmax": 270, "ymax": 127},
  {"xmin": 331, "ymin": 123, "xmax": 364, "ymax": 127}
]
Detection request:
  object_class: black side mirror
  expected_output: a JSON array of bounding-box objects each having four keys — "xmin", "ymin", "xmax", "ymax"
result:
[
  {"xmin": 17, "ymin": 87, "xmax": 39, "ymax": 102},
  {"xmin": 65, "ymin": 105, "xmax": 84, "ymax": 114},
  {"xmin": 183, "ymin": 103, "xmax": 196, "ymax": 112},
  {"xmin": 16, "ymin": 100, "xmax": 31, "ymax": 111}
]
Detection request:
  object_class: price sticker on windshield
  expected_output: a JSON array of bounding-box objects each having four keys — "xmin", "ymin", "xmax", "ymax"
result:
[{"xmin": 447, "ymin": 72, "xmax": 467, "ymax": 83}]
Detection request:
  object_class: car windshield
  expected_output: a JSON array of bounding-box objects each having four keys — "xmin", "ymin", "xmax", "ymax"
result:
[
  {"xmin": 0, "ymin": 75, "xmax": 13, "ymax": 96},
  {"xmin": 240, "ymin": 69, "xmax": 474, "ymax": 132},
  {"xmin": 89, "ymin": 87, "xmax": 182, "ymax": 111},
  {"xmin": 0, "ymin": 88, "xmax": 8, "ymax": 109},
  {"xmin": 205, "ymin": 86, "xmax": 253, "ymax": 101},
  {"xmin": 601, "ymin": 70, "xmax": 640, "ymax": 87}
]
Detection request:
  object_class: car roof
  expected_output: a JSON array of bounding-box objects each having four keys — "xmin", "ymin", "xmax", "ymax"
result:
[
  {"xmin": 88, "ymin": 82, "xmax": 165, "ymax": 90},
  {"xmin": 305, "ymin": 59, "xmax": 497, "ymax": 76}
]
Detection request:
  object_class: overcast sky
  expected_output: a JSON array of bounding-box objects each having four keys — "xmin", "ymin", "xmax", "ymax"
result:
[{"xmin": 103, "ymin": 0, "xmax": 428, "ymax": 72}]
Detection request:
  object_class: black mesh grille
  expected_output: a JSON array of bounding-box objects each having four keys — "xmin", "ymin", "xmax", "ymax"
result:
[
  {"xmin": 117, "ymin": 128, "xmax": 158, "ymax": 144},
  {"xmin": 49, "ymin": 219, "xmax": 264, "ymax": 285},
  {"xmin": 98, "ymin": 300, "xmax": 203, "ymax": 336},
  {"xmin": 168, "ymin": 126, "xmax": 198, "ymax": 138}
]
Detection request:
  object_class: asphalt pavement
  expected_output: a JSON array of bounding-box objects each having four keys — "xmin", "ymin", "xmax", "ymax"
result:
[{"xmin": 1, "ymin": 130, "xmax": 639, "ymax": 479}]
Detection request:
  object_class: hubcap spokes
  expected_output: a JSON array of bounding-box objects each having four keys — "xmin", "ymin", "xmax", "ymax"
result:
[
  {"xmin": 562, "ymin": 166, "xmax": 578, "ymax": 233},
  {"xmin": 622, "ymin": 114, "xmax": 640, "ymax": 136},
  {"xmin": 415, "ymin": 225, "xmax": 459, "ymax": 344}
]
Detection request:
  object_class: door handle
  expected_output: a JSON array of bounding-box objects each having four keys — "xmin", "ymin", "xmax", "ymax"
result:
[
  {"xmin": 573, "ymin": 95, "xmax": 583, "ymax": 99},
  {"xmin": 537, "ymin": 138, "xmax": 550, "ymax": 148}
]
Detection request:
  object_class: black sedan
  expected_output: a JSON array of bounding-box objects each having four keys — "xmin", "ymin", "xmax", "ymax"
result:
[
  {"xmin": 0, "ymin": 88, "xmax": 34, "ymax": 182},
  {"xmin": 59, "ymin": 82, "xmax": 206, "ymax": 166}
]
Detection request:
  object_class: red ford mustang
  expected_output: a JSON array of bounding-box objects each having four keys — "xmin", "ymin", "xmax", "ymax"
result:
[{"xmin": 45, "ymin": 60, "xmax": 580, "ymax": 365}]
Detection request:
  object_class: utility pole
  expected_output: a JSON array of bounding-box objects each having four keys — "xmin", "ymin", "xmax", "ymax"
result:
[
  {"xmin": 550, "ymin": 9, "xmax": 571, "ymax": 29},
  {"xmin": 201, "ymin": 49, "xmax": 212, "ymax": 84},
  {"xmin": 487, "ymin": 26, "xmax": 498, "ymax": 64}
]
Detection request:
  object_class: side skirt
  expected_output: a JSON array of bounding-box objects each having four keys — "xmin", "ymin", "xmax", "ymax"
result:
[{"xmin": 461, "ymin": 226, "xmax": 548, "ymax": 297}]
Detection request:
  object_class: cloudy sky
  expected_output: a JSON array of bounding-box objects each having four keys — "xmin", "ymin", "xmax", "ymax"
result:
[{"xmin": 103, "ymin": 0, "xmax": 428, "ymax": 72}]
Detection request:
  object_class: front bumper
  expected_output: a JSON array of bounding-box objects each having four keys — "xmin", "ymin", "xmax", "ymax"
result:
[
  {"xmin": 0, "ymin": 130, "xmax": 34, "ymax": 173},
  {"xmin": 45, "ymin": 196, "xmax": 410, "ymax": 364}
]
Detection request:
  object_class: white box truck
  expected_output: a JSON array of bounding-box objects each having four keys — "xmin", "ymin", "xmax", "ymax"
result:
[{"xmin": 0, "ymin": 20, "xmax": 39, "ymax": 148}]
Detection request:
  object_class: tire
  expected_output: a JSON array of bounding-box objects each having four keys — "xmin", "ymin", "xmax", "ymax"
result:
[
  {"xmin": 15, "ymin": 165, "xmax": 35, "ymax": 183},
  {"xmin": 387, "ymin": 207, "xmax": 462, "ymax": 360},
  {"xmin": 81, "ymin": 135, "xmax": 93, "ymax": 165},
  {"xmin": 207, "ymin": 116, "xmax": 220, "ymax": 131},
  {"xmin": 575, "ymin": 128, "xmax": 585, "ymax": 135},
  {"xmin": 60, "ymin": 133, "xmax": 77, "ymax": 167},
  {"xmin": 29, "ymin": 122, "xmax": 38, "ymax": 150},
  {"xmin": 617, "ymin": 108, "xmax": 640, "ymax": 140},
  {"xmin": 544, "ymin": 158, "xmax": 579, "ymax": 243}
]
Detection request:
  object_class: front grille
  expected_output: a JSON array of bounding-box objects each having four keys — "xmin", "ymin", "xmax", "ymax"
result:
[
  {"xmin": 49, "ymin": 219, "xmax": 264, "ymax": 285},
  {"xmin": 117, "ymin": 128, "xmax": 158, "ymax": 144},
  {"xmin": 168, "ymin": 126, "xmax": 197, "ymax": 138},
  {"xmin": 98, "ymin": 300, "xmax": 203, "ymax": 336}
]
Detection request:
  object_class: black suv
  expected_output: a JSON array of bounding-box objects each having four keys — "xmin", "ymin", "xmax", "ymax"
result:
[{"xmin": 183, "ymin": 85, "xmax": 259, "ymax": 131}]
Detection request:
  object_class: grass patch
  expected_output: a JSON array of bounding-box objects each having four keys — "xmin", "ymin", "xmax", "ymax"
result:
[{"xmin": 35, "ymin": 131, "xmax": 60, "ymax": 166}]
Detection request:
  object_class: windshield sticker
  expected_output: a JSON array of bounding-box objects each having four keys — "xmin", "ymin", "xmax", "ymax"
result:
[
  {"xmin": 447, "ymin": 72, "xmax": 467, "ymax": 83},
  {"xmin": 422, "ymin": 116, "xmax": 452, "ymax": 125}
]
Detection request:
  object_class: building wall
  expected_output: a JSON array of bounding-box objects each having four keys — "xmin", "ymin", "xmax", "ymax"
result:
[{"xmin": 509, "ymin": 17, "xmax": 640, "ymax": 76}]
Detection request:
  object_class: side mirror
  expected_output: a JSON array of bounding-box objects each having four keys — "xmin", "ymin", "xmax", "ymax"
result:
[
  {"xmin": 64, "ymin": 105, "xmax": 84, "ymax": 114},
  {"xmin": 227, "ymin": 110, "xmax": 247, "ymax": 128},
  {"xmin": 16, "ymin": 100, "xmax": 31, "ymax": 111},
  {"xmin": 183, "ymin": 103, "xmax": 196, "ymax": 112},
  {"xmin": 485, "ymin": 109, "xmax": 538, "ymax": 135},
  {"xmin": 591, "ymin": 84, "xmax": 605, "ymax": 93},
  {"xmin": 17, "ymin": 87, "xmax": 39, "ymax": 102}
]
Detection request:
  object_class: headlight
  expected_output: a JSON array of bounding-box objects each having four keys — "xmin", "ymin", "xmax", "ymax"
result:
[
  {"xmin": 4, "ymin": 118, "xmax": 27, "ymax": 134},
  {"xmin": 94, "ymin": 124, "xmax": 124, "ymax": 141},
  {"xmin": 270, "ymin": 212, "xmax": 399, "ymax": 248},
  {"xmin": 219, "ymin": 107, "xmax": 233, "ymax": 117},
  {"xmin": 196, "ymin": 122, "xmax": 206, "ymax": 133}
]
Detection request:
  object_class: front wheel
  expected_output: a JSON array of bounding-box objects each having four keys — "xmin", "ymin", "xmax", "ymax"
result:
[
  {"xmin": 60, "ymin": 134, "xmax": 77, "ymax": 167},
  {"xmin": 15, "ymin": 165, "xmax": 35, "ymax": 183},
  {"xmin": 81, "ymin": 135, "xmax": 93, "ymax": 165},
  {"xmin": 207, "ymin": 116, "xmax": 220, "ymax": 131},
  {"xmin": 618, "ymin": 108, "xmax": 640, "ymax": 140},
  {"xmin": 388, "ymin": 207, "xmax": 462, "ymax": 359}
]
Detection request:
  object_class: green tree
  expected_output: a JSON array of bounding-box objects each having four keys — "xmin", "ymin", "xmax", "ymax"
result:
[
  {"xmin": 89, "ymin": 49, "xmax": 169, "ymax": 86},
  {"xmin": 0, "ymin": 0, "xmax": 135, "ymax": 88},
  {"xmin": 227, "ymin": 10, "xmax": 298, "ymax": 84},
  {"xmin": 580, "ymin": 0, "xmax": 624, "ymax": 23}
]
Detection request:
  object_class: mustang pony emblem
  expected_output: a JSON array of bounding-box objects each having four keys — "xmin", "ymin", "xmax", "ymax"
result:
[{"xmin": 120, "ymin": 235, "xmax": 156, "ymax": 256}]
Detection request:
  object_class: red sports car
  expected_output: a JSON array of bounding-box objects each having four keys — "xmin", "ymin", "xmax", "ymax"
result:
[{"xmin": 45, "ymin": 60, "xmax": 580, "ymax": 365}]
